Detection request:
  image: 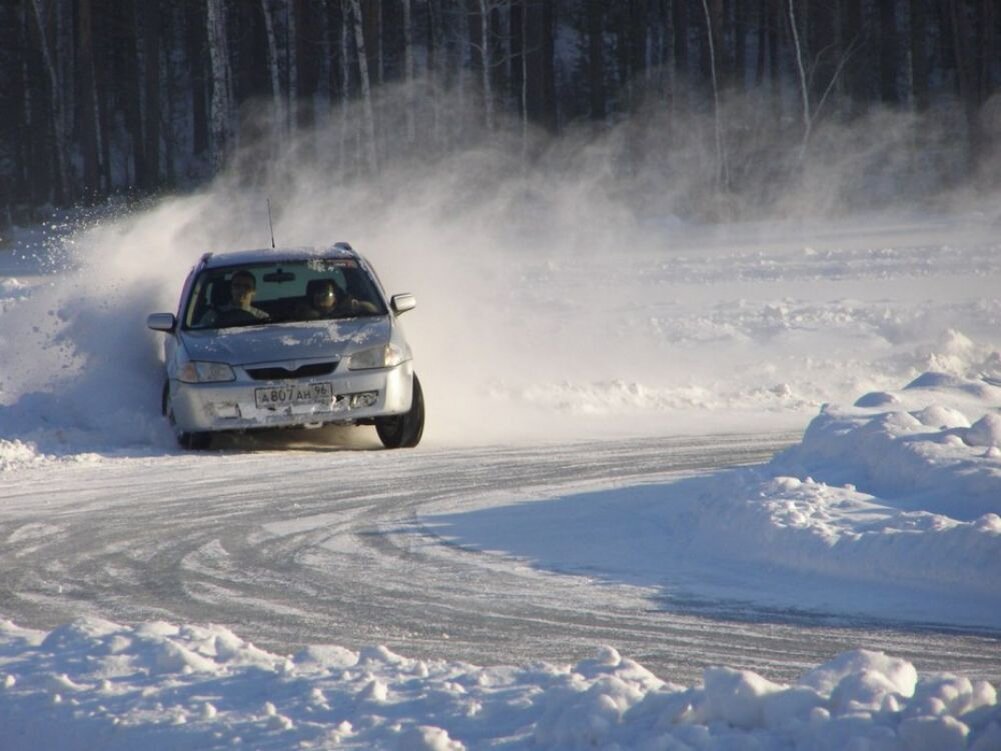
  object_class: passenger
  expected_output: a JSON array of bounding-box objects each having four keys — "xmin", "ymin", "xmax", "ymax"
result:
[
  {"xmin": 199, "ymin": 270, "xmax": 270, "ymax": 326},
  {"xmin": 302, "ymin": 279, "xmax": 379, "ymax": 319}
]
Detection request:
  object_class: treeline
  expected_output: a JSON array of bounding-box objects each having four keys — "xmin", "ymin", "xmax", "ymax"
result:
[{"xmin": 1, "ymin": 1, "xmax": 998, "ymax": 223}]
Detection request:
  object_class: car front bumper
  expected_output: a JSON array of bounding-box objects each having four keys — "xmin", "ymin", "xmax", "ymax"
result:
[{"xmin": 168, "ymin": 361, "xmax": 415, "ymax": 434}]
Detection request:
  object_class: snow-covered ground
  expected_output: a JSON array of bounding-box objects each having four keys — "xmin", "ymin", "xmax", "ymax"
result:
[{"xmin": 1, "ymin": 180, "xmax": 1000, "ymax": 748}]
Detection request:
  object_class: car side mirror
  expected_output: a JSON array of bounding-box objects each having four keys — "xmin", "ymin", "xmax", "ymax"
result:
[
  {"xmin": 390, "ymin": 293, "xmax": 416, "ymax": 315},
  {"xmin": 147, "ymin": 312, "xmax": 177, "ymax": 332}
]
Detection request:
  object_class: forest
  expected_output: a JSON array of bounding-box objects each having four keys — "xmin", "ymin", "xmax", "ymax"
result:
[{"xmin": 1, "ymin": 0, "xmax": 999, "ymax": 226}]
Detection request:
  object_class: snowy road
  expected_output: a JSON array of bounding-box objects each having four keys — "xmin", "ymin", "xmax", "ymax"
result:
[{"xmin": 2, "ymin": 432, "xmax": 998, "ymax": 686}]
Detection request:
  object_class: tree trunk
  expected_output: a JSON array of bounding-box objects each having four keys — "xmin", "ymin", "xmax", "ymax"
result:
[
  {"xmin": 701, "ymin": 0, "xmax": 728, "ymax": 190},
  {"xmin": 125, "ymin": 0, "xmax": 144, "ymax": 188},
  {"xmin": 788, "ymin": 0, "xmax": 810, "ymax": 158},
  {"xmin": 402, "ymin": 0, "xmax": 416, "ymax": 144},
  {"xmin": 807, "ymin": 0, "xmax": 835, "ymax": 101},
  {"xmin": 95, "ymin": 10, "xmax": 111, "ymax": 193},
  {"xmin": 143, "ymin": 0, "xmax": 161, "ymax": 191},
  {"xmin": 186, "ymin": 1, "xmax": 209, "ymax": 158},
  {"xmin": 163, "ymin": 6, "xmax": 177, "ymax": 186},
  {"xmin": 909, "ymin": 0, "xmax": 928, "ymax": 110},
  {"xmin": 975, "ymin": 0, "xmax": 994, "ymax": 104},
  {"xmin": 734, "ymin": 0, "xmax": 747, "ymax": 88},
  {"xmin": 523, "ymin": 0, "xmax": 555, "ymax": 132},
  {"xmin": 206, "ymin": 0, "xmax": 233, "ymax": 172},
  {"xmin": 755, "ymin": 0, "xmax": 767, "ymax": 85},
  {"xmin": 30, "ymin": 0, "xmax": 71, "ymax": 203},
  {"xmin": 77, "ymin": 0, "xmax": 99, "ymax": 200},
  {"xmin": 261, "ymin": 0, "xmax": 284, "ymax": 142},
  {"xmin": 709, "ymin": 0, "xmax": 726, "ymax": 88},
  {"xmin": 949, "ymin": 0, "xmax": 981, "ymax": 174},
  {"xmin": 339, "ymin": 0, "xmax": 350, "ymax": 170},
  {"xmin": 287, "ymin": 0, "xmax": 298, "ymax": 133},
  {"xmin": 841, "ymin": 0, "xmax": 867, "ymax": 111},
  {"xmin": 587, "ymin": 0, "xmax": 606, "ymax": 121},
  {"xmin": 674, "ymin": 0, "xmax": 688, "ymax": 76},
  {"xmin": 878, "ymin": 0, "xmax": 899, "ymax": 103},
  {"xmin": 20, "ymin": 2, "xmax": 40, "ymax": 206},
  {"xmin": 478, "ymin": 0, "xmax": 495, "ymax": 130},
  {"xmin": 427, "ymin": 0, "xmax": 446, "ymax": 145},
  {"xmin": 511, "ymin": 0, "xmax": 526, "ymax": 149},
  {"xmin": 348, "ymin": 0, "xmax": 378, "ymax": 174}
]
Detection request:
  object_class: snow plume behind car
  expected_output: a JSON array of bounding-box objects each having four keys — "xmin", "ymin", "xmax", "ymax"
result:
[{"xmin": 1, "ymin": 158, "xmax": 1001, "ymax": 457}]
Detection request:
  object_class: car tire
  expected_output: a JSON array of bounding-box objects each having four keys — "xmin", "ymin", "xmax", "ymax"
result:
[
  {"xmin": 375, "ymin": 373, "xmax": 425, "ymax": 449},
  {"xmin": 164, "ymin": 382, "xmax": 212, "ymax": 450},
  {"xmin": 177, "ymin": 431, "xmax": 212, "ymax": 450}
]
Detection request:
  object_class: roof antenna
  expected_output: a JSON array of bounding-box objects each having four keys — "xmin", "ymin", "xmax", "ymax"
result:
[{"xmin": 267, "ymin": 197, "xmax": 276, "ymax": 249}]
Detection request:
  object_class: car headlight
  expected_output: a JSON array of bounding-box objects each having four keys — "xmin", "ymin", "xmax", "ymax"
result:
[
  {"xmin": 348, "ymin": 343, "xmax": 406, "ymax": 370},
  {"xmin": 177, "ymin": 361, "xmax": 236, "ymax": 383}
]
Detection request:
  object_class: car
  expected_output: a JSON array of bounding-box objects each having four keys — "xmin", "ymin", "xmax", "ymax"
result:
[{"xmin": 147, "ymin": 242, "xmax": 424, "ymax": 450}]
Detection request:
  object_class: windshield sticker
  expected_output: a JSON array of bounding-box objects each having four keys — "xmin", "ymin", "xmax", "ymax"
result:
[{"xmin": 307, "ymin": 259, "xmax": 358, "ymax": 271}]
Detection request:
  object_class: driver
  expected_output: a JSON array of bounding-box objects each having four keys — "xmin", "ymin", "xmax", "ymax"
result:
[{"xmin": 199, "ymin": 270, "xmax": 270, "ymax": 326}]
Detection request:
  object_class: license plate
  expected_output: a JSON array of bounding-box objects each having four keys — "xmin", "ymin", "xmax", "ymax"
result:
[{"xmin": 255, "ymin": 382, "xmax": 334, "ymax": 409}]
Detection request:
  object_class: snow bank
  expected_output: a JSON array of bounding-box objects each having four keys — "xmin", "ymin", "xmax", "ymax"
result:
[
  {"xmin": 0, "ymin": 618, "xmax": 997, "ymax": 750},
  {"xmin": 773, "ymin": 372, "xmax": 1001, "ymax": 520},
  {"xmin": 740, "ymin": 372, "xmax": 1001, "ymax": 600},
  {"xmin": 425, "ymin": 372, "xmax": 1001, "ymax": 630}
]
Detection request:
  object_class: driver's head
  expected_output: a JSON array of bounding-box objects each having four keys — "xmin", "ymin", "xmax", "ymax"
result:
[
  {"xmin": 230, "ymin": 270, "xmax": 256, "ymax": 307},
  {"xmin": 311, "ymin": 280, "xmax": 337, "ymax": 311}
]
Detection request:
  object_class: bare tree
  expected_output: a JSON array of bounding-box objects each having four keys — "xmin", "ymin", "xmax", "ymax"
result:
[
  {"xmin": 77, "ymin": 0, "xmax": 99, "ymax": 199},
  {"xmin": 348, "ymin": 0, "xmax": 378, "ymax": 174},
  {"xmin": 909, "ymin": 0, "xmax": 929, "ymax": 111},
  {"xmin": 586, "ymin": 0, "xmax": 606, "ymax": 121},
  {"xmin": 402, "ymin": 0, "xmax": 416, "ymax": 144},
  {"xmin": 701, "ymin": 0, "xmax": 728, "ymax": 190},
  {"xmin": 287, "ymin": 0, "xmax": 298, "ymax": 133},
  {"xmin": 789, "ymin": 0, "xmax": 858, "ymax": 160},
  {"xmin": 29, "ymin": 0, "xmax": 70, "ymax": 202},
  {"xmin": 143, "ymin": 0, "xmax": 161, "ymax": 190},
  {"xmin": 339, "ymin": 0, "xmax": 351, "ymax": 170},
  {"xmin": 788, "ymin": 0, "xmax": 811, "ymax": 158},
  {"xmin": 478, "ymin": 0, "xmax": 495, "ymax": 130},
  {"xmin": 516, "ymin": 0, "xmax": 528, "ymax": 152},
  {"xmin": 427, "ymin": 0, "xmax": 447, "ymax": 146},
  {"xmin": 206, "ymin": 0, "xmax": 233, "ymax": 171},
  {"xmin": 261, "ymin": 0, "xmax": 285, "ymax": 143}
]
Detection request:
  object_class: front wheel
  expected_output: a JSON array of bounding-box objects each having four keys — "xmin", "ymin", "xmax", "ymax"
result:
[
  {"xmin": 177, "ymin": 430, "xmax": 212, "ymax": 450},
  {"xmin": 165, "ymin": 381, "xmax": 212, "ymax": 450},
  {"xmin": 375, "ymin": 373, "xmax": 425, "ymax": 449}
]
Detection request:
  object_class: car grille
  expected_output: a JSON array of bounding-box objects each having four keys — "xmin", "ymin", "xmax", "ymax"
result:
[{"xmin": 246, "ymin": 362, "xmax": 338, "ymax": 381}]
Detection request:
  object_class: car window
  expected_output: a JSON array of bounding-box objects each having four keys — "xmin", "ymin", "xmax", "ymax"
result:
[{"xmin": 183, "ymin": 260, "xmax": 388, "ymax": 330}]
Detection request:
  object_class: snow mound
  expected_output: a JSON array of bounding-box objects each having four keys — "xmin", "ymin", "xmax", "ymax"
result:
[
  {"xmin": 0, "ymin": 277, "xmax": 31, "ymax": 299},
  {"xmin": 904, "ymin": 371, "xmax": 995, "ymax": 400},
  {"xmin": 854, "ymin": 391, "xmax": 900, "ymax": 408},
  {"xmin": 773, "ymin": 372, "xmax": 1001, "ymax": 520},
  {"xmin": 0, "ymin": 440, "xmax": 47, "ymax": 472},
  {"xmin": 0, "ymin": 617, "xmax": 998, "ymax": 751},
  {"xmin": 967, "ymin": 413, "xmax": 1001, "ymax": 448}
]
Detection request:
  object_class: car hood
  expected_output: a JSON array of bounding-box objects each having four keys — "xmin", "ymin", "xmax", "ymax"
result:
[{"xmin": 179, "ymin": 318, "xmax": 392, "ymax": 365}]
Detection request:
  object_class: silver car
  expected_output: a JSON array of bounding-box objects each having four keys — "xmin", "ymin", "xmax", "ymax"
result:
[{"xmin": 147, "ymin": 242, "xmax": 424, "ymax": 449}]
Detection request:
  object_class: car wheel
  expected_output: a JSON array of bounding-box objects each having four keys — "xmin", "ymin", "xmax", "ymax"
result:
[
  {"xmin": 375, "ymin": 373, "xmax": 425, "ymax": 449},
  {"xmin": 177, "ymin": 431, "xmax": 212, "ymax": 450},
  {"xmin": 165, "ymin": 383, "xmax": 212, "ymax": 450}
]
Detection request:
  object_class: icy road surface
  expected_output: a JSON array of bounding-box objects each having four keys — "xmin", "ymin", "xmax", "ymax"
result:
[{"xmin": 1, "ymin": 433, "xmax": 998, "ymax": 686}]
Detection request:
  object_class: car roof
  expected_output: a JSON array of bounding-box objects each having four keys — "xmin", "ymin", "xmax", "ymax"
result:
[{"xmin": 201, "ymin": 243, "xmax": 359, "ymax": 270}]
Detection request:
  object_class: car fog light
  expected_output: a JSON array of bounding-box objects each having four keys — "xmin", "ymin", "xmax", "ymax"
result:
[
  {"xmin": 350, "ymin": 392, "xmax": 379, "ymax": 409},
  {"xmin": 211, "ymin": 403, "xmax": 241, "ymax": 419}
]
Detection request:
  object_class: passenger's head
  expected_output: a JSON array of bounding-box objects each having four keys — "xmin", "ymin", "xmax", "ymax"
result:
[
  {"xmin": 309, "ymin": 280, "xmax": 338, "ymax": 312},
  {"xmin": 230, "ymin": 270, "xmax": 256, "ymax": 306}
]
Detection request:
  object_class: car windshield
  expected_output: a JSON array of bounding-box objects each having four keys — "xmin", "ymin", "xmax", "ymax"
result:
[{"xmin": 182, "ymin": 259, "xmax": 388, "ymax": 330}]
